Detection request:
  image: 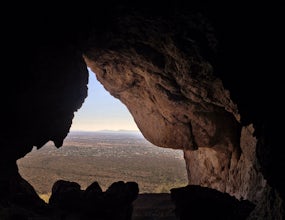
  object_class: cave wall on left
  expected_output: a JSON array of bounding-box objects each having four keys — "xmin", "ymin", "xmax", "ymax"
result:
[{"xmin": 0, "ymin": 10, "xmax": 89, "ymax": 208}]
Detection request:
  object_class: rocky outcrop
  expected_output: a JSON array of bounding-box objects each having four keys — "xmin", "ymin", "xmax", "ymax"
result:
[
  {"xmin": 84, "ymin": 10, "xmax": 240, "ymax": 152},
  {"xmin": 83, "ymin": 9, "xmax": 244, "ymax": 203},
  {"xmin": 184, "ymin": 124, "xmax": 267, "ymax": 202},
  {"xmin": 0, "ymin": 179, "xmax": 139, "ymax": 220},
  {"xmin": 48, "ymin": 180, "xmax": 139, "ymax": 220},
  {"xmin": 83, "ymin": 6, "xmax": 283, "ymax": 218}
]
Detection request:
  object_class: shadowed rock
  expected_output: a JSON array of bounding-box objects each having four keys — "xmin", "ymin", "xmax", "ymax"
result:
[
  {"xmin": 170, "ymin": 185, "xmax": 255, "ymax": 220},
  {"xmin": 49, "ymin": 180, "xmax": 82, "ymax": 210},
  {"xmin": 0, "ymin": 172, "xmax": 46, "ymax": 220},
  {"xmin": 47, "ymin": 180, "xmax": 139, "ymax": 220}
]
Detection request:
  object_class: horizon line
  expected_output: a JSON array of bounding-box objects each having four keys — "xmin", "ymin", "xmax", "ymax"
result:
[{"xmin": 69, "ymin": 129, "xmax": 141, "ymax": 133}]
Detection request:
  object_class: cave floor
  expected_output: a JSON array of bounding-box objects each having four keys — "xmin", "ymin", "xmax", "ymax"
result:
[{"xmin": 132, "ymin": 193, "xmax": 177, "ymax": 220}]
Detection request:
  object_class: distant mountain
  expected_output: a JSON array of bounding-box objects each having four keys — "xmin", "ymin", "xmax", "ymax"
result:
[
  {"xmin": 69, "ymin": 129, "xmax": 141, "ymax": 134},
  {"xmin": 110, "ymin": 129, "xmax": 140, "ymax": 133}
]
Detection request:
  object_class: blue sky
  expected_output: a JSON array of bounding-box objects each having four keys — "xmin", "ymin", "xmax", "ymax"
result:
[{"xmin": 70, "ymin": 69, "xmax": 139, "ymax": 131}]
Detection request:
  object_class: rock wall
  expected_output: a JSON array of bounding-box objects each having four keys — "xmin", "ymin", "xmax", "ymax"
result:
[
  {"xmin": 184, "ymin": 124, "xmax": 267, "ymax": 203},
  {"xmin": 1, "ymin": 14, "xmax": 89, "ymax": 212},
  {"xmin": 84, "ymin": 9, "xmax": 240, "ymax": 153},
  {"xmin": 82, "ymin": 4, "xmax": 284, "ymax": 217}
]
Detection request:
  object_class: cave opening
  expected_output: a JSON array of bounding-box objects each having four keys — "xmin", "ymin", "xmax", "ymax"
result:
[
  {"xmin": 17, "ymin": 68, "xmax": 188, "ymax": 203},
  {"xmin": 1, "ymin": 2, "xmax": 283, "ymax": 218}
]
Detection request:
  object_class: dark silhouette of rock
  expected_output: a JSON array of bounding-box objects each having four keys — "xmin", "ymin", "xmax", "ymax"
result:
[
  {"xmin": 84, "ymin": 181, "xmax": 139, "ymax": 220},
  {"xmin": 170, "ymin": 185, "xmax": 255, "ymax": 220},
  {"xmin": 46, "ymin": 180, "xmax": 139, "ymax": 220},
  {"xmin": 49, "ymin": 180, "xmax": 82, "ymax": 210},
  {"xmin": 105, "ymin": 181, "xmax": 139, "ymax": 204},
  {"xmin": 85, "ymin": 181, "xmax": 103, "ymax": 195},
  {"xmin": 132, "ymin": 193, "xmax": 177, "ymax": 219},
  {"xmin": 0, "ymin": 172, "xmax": 46, "ymax": 220}
]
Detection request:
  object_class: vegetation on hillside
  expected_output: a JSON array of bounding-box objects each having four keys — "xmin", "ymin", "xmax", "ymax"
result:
[{"xmin": 17, "ymin": 131, "xmax": 188, "ymax": 201}]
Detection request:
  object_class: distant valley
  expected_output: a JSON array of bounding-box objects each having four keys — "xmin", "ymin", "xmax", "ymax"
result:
[{"xmin": 17, "ymin": 131, "xmax": 188, "ymax": 200}]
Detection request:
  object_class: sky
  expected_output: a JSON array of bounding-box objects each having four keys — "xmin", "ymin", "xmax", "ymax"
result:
[{"xmin": 70, "ymin": 68, "xmax": 139, "ymax": 132}]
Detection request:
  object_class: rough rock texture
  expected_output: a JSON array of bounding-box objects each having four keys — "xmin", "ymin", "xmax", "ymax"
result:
[
  {"xmin": 0, "ymin": 1, "xmax": 284, "ymax": 219},
  {"xmin": 83, "ymin": 5, "xmax": 284, "ymax": 218},
  {"xmin": 184, "ymin": 124, "xmax": 267, "ymax": 202},
  {"xmin": 84, "ymin": 12, "xmax": 240, "ymax": 152}
]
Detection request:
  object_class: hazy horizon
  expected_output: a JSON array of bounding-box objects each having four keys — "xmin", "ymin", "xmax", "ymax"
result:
[
  {"xmin": 70, "ymin": 128, "xmax": 141, "ymax": 132},
  {"xmin": 70, "ymin": 68, "xmax": 140, "ymax": 132},
  {"xmin": 18, "ymin": 131, "xmax": 187, "ymax": 197}
]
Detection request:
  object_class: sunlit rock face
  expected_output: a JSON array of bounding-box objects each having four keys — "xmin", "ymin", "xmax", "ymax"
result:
[
  {"xmin": 83, "ymin": 8, "xmax": 256, "ymax": 205},
  {"xmin": 184, "ymin": 124, "xmax": 267, "ymax": 203},
  {"xmin": 83, "ymin": 4, "xmax": 283, "ymax": 218},
  {"xmin": 83, "ymin": 6, "xmax": 257, "ymax": 203},
  {"xmin": 84, "ymin": 11, "xmax": 240, "ymax": 153}
]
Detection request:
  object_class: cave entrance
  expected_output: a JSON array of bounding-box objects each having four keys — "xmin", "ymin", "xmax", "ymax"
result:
[{"xmin": 17, "ymin": 68, "xmax": 188, "ymax": 203}]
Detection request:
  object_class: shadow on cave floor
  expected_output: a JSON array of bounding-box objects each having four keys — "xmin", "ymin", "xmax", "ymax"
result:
[
  {"xmin": 133, "ymin": 186, "xmax": 256, "ymax": 220},
  {"xmin": 132, "ymin": 193, "xmax": 177, "ymax": 220},
  {"xmin": 1, "ymin": 165, "xmax": 180, "ymax": 219},
  {"xmin": 0, "ymin": 179, "xmax": 255, "ymax": 220},
  {"xmin": 47, "ymin": 180, "xmax": 177, "ymax": 220}
]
